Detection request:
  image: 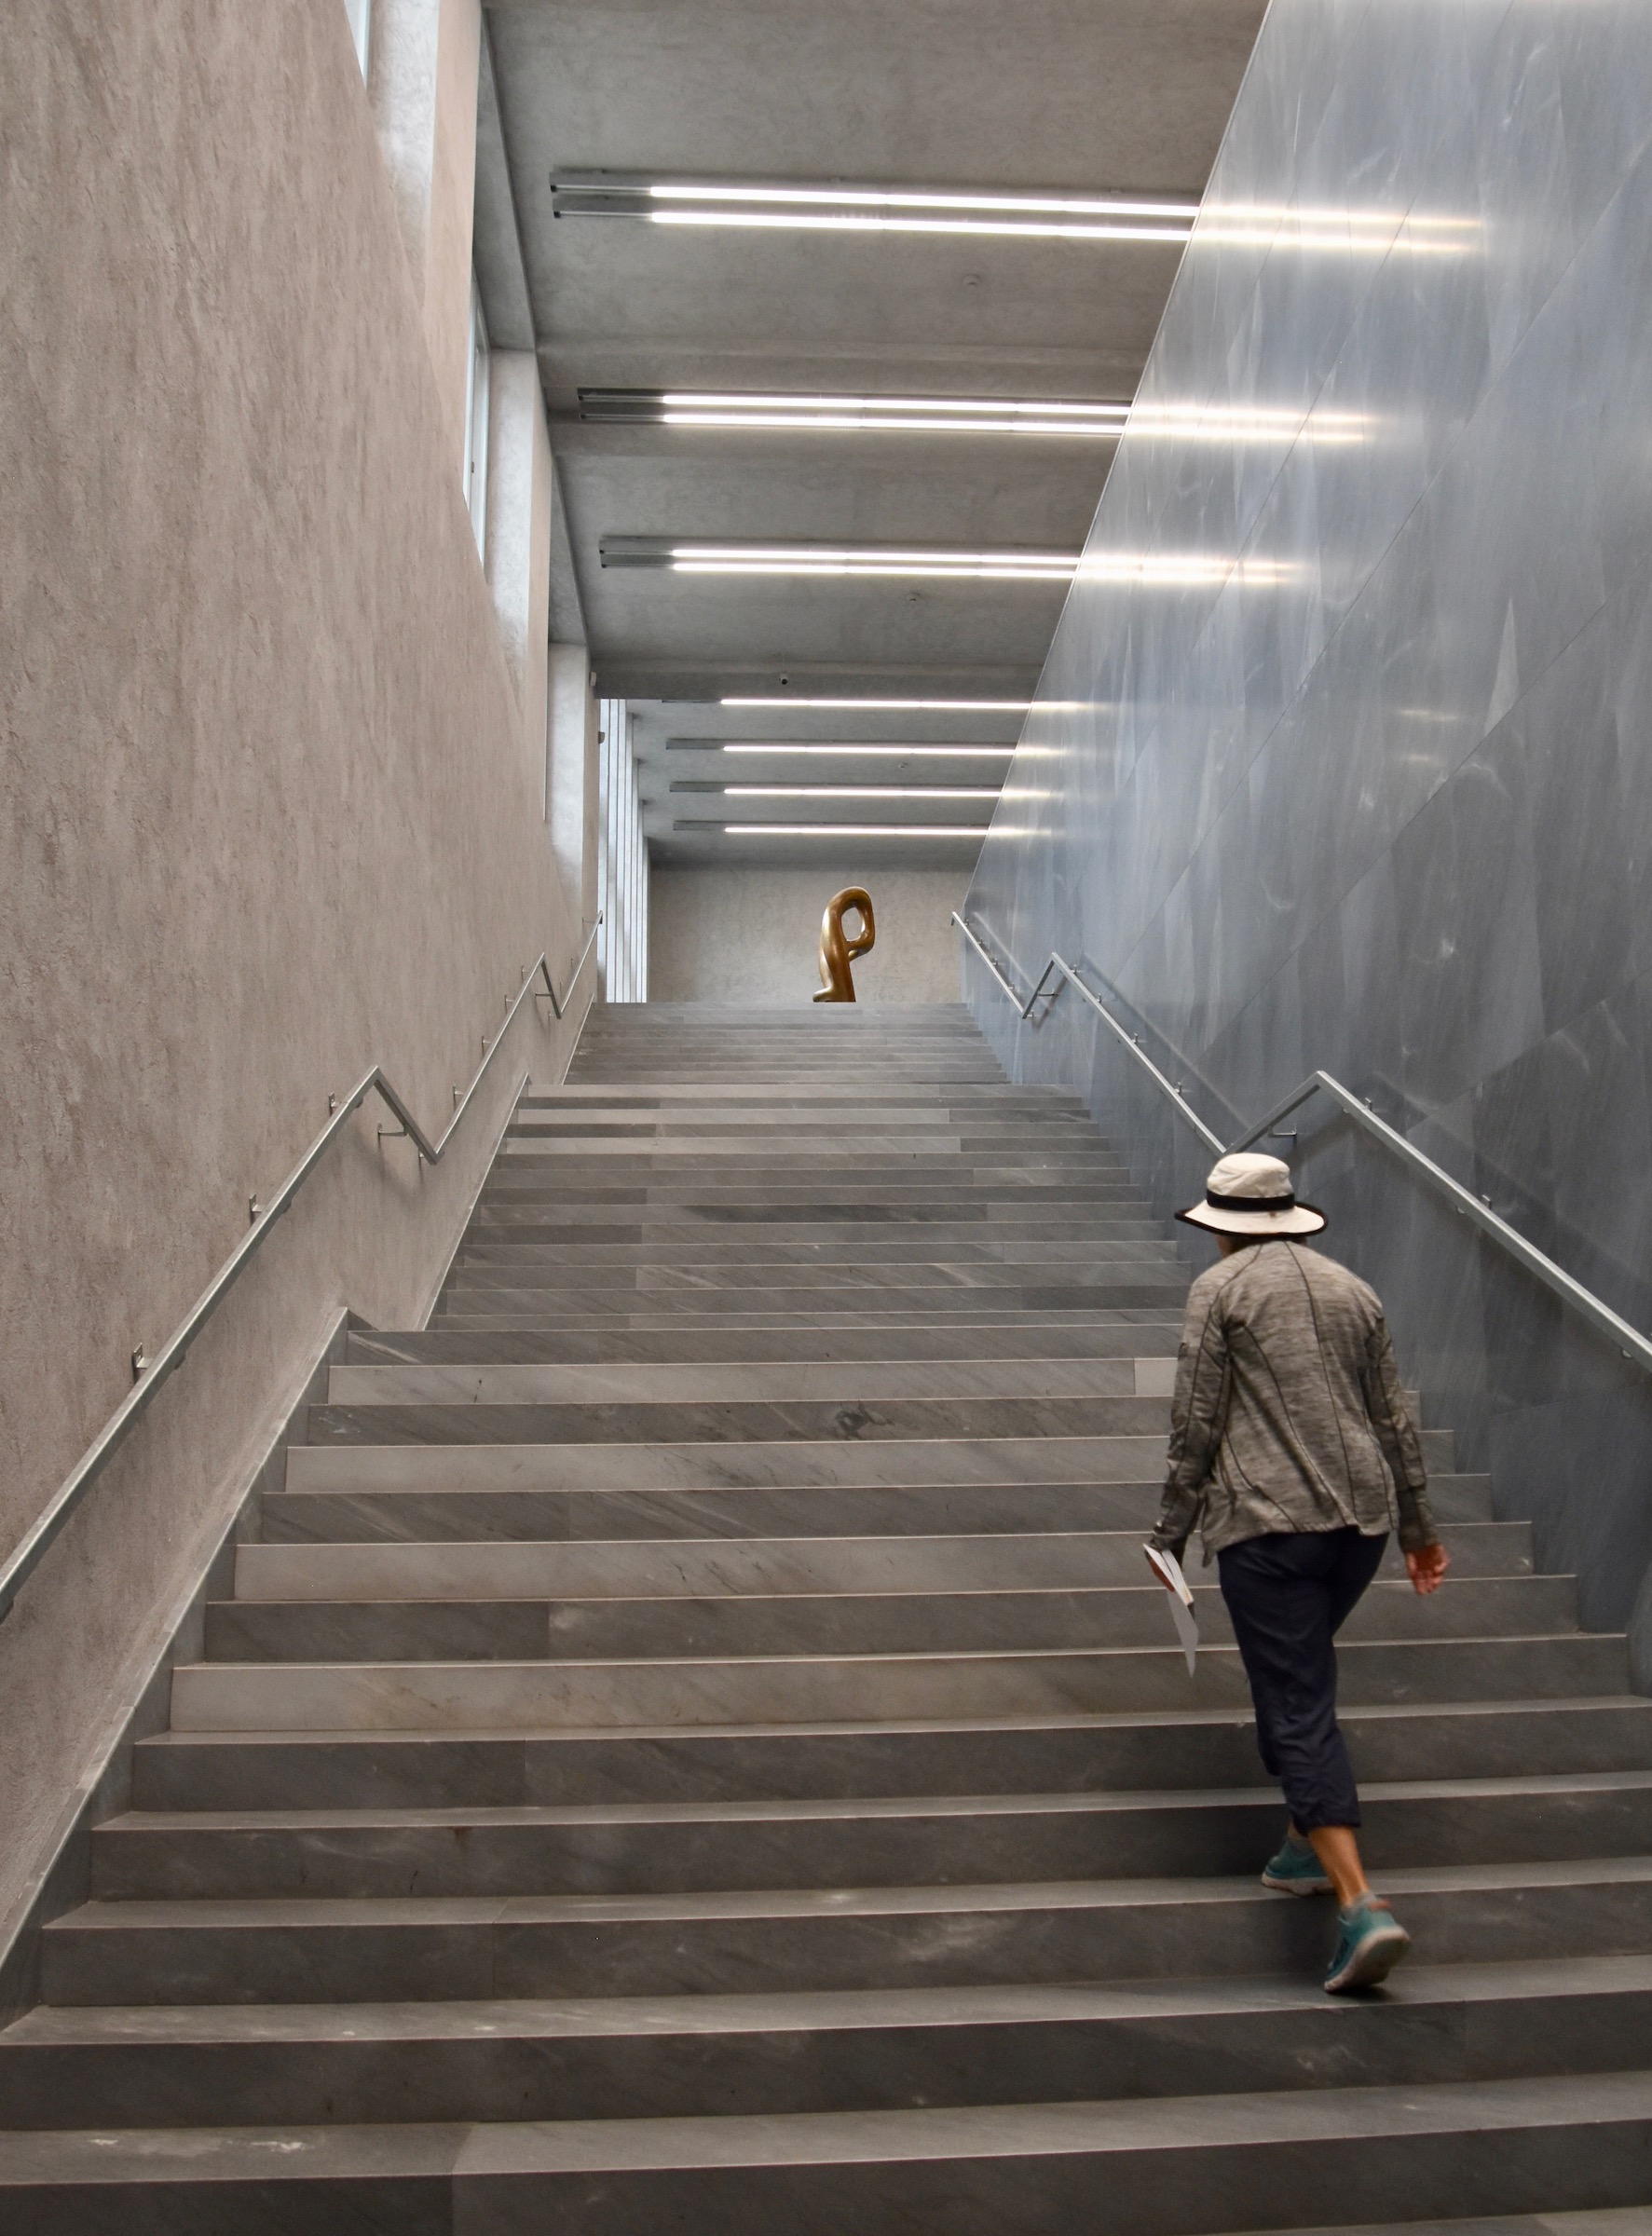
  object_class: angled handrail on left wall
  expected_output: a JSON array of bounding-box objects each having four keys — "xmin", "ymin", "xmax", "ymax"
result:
[
  {"xmin": 952, "ymin": 909, "xmax": 1652, "ymax": 1381},
  {"xmin": 0, "ymin": 918, "xmax": 601, "ymax": 1624}
]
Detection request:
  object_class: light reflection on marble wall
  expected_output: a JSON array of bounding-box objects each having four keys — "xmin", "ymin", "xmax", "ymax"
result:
[{"xmin": 963, "ymin": 0, "xmax": 1652, "ymax": 1666}]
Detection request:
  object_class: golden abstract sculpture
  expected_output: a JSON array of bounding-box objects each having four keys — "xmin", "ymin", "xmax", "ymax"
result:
[{"xmin": 813, "ymin": 886, "xmax": 876, "ymax": 1002}]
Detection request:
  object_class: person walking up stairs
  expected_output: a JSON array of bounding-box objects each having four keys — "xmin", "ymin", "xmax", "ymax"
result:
[{"xmin": 2, "ymin": 1002, "xmax": 1651, "ymax": 2230}]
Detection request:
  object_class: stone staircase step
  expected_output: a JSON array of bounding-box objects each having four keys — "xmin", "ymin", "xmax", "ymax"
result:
[
  {"xmin": 2, "ymin": 1958, "xmax": 1648, "ymax": 2131},
  {"xmin": 129, "ymin": 1697, "xmax": 1652, "ymax": 1814},
  {"xmin": 259, "ymin": 1473, "xmax": 1497, "ymax": 1546},
  {"xmin": 166, "ymin": 1628, "xmax": 1629, "ymax": 1732},
  {"xmin": 37, "ymin": 1863, "xmax": 1652, "ymax": 2004},
  {"xmin": 324, "ymin": 1357, "xmax": 1178, "ymax": 1404},
  {"xmin": 200, "ymin": 1575, "xmax": 1576, "ymax": 1665},
  {"xmin": 301, "ymin": 1397, "xmax": 1186, "ymax": 1447},
  {"xmin": 230, "ymin": 1520, "xmax": 1530, "ymax": 1602},
  {"xmin": 84, "ymin": 1775, "xmax": 1652, "ymax": 1902},
  {"xmin": 343, "ymin": 1324, "xmax": 1186, "ymax": 1368}
]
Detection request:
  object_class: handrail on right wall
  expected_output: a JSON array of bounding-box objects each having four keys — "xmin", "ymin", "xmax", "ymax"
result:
[{"xmin": 951, "ymin": 910, "xmax": 1652, "ymax": 1377}]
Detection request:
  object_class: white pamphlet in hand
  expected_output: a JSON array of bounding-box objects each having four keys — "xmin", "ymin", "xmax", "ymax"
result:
[{"xmin": 1143, "ymin": 1544, "xmax": 1199, "ymax": 1675}]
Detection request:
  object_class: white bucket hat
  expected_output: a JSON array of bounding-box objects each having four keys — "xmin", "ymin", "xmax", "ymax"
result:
[{"xmin": 1178, "ymin": 1151, "xmax": 1326, "ymax": 1238}]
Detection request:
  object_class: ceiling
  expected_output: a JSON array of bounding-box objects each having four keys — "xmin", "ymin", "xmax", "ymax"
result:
[{"xmin": 480, "ymin": 0, "xmax": 1267, "ymax": 866}]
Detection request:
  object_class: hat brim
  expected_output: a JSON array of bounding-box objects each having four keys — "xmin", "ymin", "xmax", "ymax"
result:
[{"xmin": 1177, "ymin": 1201, "xmax": 1327, "ymax": 1238}]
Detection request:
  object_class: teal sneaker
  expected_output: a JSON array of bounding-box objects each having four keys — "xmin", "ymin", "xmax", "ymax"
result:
[
  {"xmin": 1260, "ymin": 1834, "xmax": 1332, "ymax": 1896},
  {"xmin": 1323, "ymin": 1895, "xmax": 1412, "ymax": 1993}
]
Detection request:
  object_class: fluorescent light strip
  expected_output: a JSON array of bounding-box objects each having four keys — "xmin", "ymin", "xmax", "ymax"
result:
[
  {"xmin": 725, "ymin": 785, "xmax": 1001, "ymax": 800},
  {"xmin": 658, "ymin": 393, "xmax": 1127, "ymax": 416},
  {"xmin": 720, "ymin": 824, "xmax": 990, "ymax": 837},
  {"xmin": 674, "ymin": 558, "xmax": 1072, "ymax": 579},
  {"xmin": 649, "ymin": 184, "xmax": 1198, "ymax": 218},
  {"xmin": 650, "ymin": 211, "xmax": 1190, "ymax": 241},
  {"xmin": 673, "ymin": 545, "xmax": 1072, "ymax": 566},
  {"xmin": 661, "ymin": 412, "xmax": 1121, "ymax": 436},
  {"xmin": 719, "ymin": 743, "xmax": 1015, "ymax": 757},
  {"xmin": 723, "ymin": 696, "xmax": 1031, "ymax": 711}
]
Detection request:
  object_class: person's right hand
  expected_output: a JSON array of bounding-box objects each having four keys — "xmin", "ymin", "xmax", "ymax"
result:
[{"xmin": 1405, "ymin": 1541, "xmax": 1450, "ymax": 1596}]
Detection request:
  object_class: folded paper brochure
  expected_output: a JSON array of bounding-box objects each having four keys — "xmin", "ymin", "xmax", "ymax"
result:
[{"xmin": 1142, "ymin": 1544, "xmax": 1198, "ymax": 1674}]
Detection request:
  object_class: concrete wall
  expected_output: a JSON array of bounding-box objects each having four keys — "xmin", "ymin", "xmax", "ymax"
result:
[
  {"xmin": 649, "ymin": 864, "xmax": 971, "ymax": 1005},
  {"xmin": 963, "ymin": 0, "xmax": 1652, "ymax": 1664},
  {"xmin": 0, "ymin": 2, "xmax": 589, "ymax": 1942}
]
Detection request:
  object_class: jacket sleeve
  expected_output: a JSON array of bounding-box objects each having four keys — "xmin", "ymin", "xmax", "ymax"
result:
[
  {"xmin": 1150, "ymin": 1281, "xmax": 1232, "ymax": 1556},
  {"xmin": 1360, "ymin": 1312, "xmax": 1439, "ymax": 1551}
]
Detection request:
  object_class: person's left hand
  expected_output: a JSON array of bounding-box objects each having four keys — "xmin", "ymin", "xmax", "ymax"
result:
[{"xmin": 1405, "ymin": 1541, "xmax": 1450, "ymax": 1596}]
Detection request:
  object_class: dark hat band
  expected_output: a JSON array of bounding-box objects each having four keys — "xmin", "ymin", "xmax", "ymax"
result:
[{"xmin": 1205, "ymin": 1185, "xmax": 1295, "ymax": 1213}]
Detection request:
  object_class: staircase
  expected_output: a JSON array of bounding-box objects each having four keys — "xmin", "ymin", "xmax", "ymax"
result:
[{"xmin": 5, "ymin": 1000, "xmax": 1652, "ymax": 2230}]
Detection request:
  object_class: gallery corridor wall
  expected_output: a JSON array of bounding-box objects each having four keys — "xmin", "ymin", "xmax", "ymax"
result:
[{"xmin": 963, "ymin": 0, "xmax": 1652, "ymax": 1664}]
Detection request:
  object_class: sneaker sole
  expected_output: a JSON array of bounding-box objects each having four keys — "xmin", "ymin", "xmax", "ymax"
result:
[
  {"xmin": 1261, "ymin": 1868, "xmax": 1333, "ymax": 1896},
  {"xmin": 1324, "ymin": 1923, "xmax": 1412, "ymax": 1994}
]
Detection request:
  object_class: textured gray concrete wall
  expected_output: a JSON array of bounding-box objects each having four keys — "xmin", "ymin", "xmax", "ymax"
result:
[
  {"xmin": 649, "ymin": 865, "xmax": 971, "ymax": 1006},
  {"xmin": 0, "ymin": 3, "xmax": 588, "ymax": 1938},
  {"xmin": 963, "ymin": 0, "xmax": 1652, "ymax": 1666}
]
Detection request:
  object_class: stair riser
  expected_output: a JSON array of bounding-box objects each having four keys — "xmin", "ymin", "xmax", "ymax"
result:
[
  {"xmin": 434, "ymin": 1287, "xmax": 1192, "ymax": 1318},
  {"xmin": 131, "ymin": 1700, "xmax": 1652, "ymax": 1812},
  {"xmin": 89, "ymin": 1788, "xmax": 1652, "ymax": 1902},
  {"xmin": 201, "ymin": 1575, "xmax": 1575, "ymax": 1664},
  {"xmin": 301, "ymin": 1398, "xmax": 1185, "ymax": 1449},
  {"xmin": 40, "ymin": 1879, "xmax": 1652, "ymax": 2005},
  {"xmin": 325, "ymin": 1362, "xmax": 1166, "ymax": 1404},
  {"xmin": 229, "ymin": 1522, "xmax": 1531, "ymax": 1602},
  {"xmin": 260, "ymin": 1476, "xmax": 1495, "ymax": 1545},
  {"xmin": 9, "ymin": 1984, "xmax": 1652, "ymax": 2132},
  {"xmin": 168, "ymin": 1634, "xmax": 1629, "ymax": 1734},
  {"xmin": 344, "ymin": 1328, "xmax": 1186, "ymax": 1368}
]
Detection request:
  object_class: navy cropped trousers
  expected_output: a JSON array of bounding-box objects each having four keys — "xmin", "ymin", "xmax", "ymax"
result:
[{"xmin": 1216, "ymin": 1525, "xmax": 1386, "ymax": 1832}]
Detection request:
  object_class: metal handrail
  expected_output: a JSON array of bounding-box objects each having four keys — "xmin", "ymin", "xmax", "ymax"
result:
[
  {"xmin": 953, "ymin": 910, "xmax": 1652, "ymax": 1376},
  {"xmin": 0, "ymin": 920, "xmax": 601, "ymax": 1623}
]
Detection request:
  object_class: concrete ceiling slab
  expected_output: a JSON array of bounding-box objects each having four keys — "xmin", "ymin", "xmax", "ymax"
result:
[{"xmin": 485, "ymin": 0, "xmax": 1266, "ymax": 865}]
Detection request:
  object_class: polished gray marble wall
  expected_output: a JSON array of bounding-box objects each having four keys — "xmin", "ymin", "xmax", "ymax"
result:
[{"xmin": 963, "ymin": 0, "xmax": 1652, "ymax": 1665}]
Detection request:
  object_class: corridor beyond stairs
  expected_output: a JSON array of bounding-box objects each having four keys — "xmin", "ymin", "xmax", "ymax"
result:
[{"xmin": 4, "ymin": 1002, "xmax": 1652, "ymax": 2231}]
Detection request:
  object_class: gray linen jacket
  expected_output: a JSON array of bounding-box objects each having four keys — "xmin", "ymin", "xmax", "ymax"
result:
[{"xmin": 1149, "ymin": 1239, "xmax": 1438, "ymax": 1562}]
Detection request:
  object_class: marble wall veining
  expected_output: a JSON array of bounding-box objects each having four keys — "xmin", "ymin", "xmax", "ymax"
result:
[{"xmin": 963, "ymin": 0, "xmax": 1652, "ymax": 1667}]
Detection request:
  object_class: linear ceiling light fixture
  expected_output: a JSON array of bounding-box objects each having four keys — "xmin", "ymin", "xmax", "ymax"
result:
[
  {"xmin": 601, "ymin": 538, "xmax": 1075, "ymax": 581},
  {"xmin": 723, "ymin": 784, "xmax": 1001, "ymax": 800},
  {"xmin": 579, "ymin": 389, "xmax": 1130, "ymax": 437},
  {"xmin": 553, "ymin": 177, "xmax": 1197, "ymax": 242},
  {"xmin": 715, "ymin": 743, "xmax": 1016, "ymax": 757},
  {"xmin": 716, "ymin": 824, "xmax": 991, "ymax": 838},
  {"xmin": 722, "ymin": 696, "xmax": 1031, "ymax": 711}
]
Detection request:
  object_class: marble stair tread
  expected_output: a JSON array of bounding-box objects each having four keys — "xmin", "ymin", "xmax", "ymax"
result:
[
  {"xmin": 324, "ymin": 1357, "xmax": 1181, "ymax": 1404},
  {"xmin": 84, "ymin": 1774, "xmax": 1652, "ymax": 1900},
  {"xmin": 451, "ymin": 1241, "xmax": 1183, "ymax": 1273},
  {"xmin": 260, "ymin": 1474, "xmax": 1498, "ymax": 1547},
  {"xmin": 231, "ymin": 1519, "xmax": 1524, "ymax": 1601},
  {"xmin": 8, "ymin": 1959, "xmax": 1652, "ymax": 2132},
  {"xmin": 166, "ymin": 1629, "xmax": 1629, "ymax": 1731},
  {"xmin": 35, "ymin": 1869, "xmax": 1652, "ymax": 2005},
  {"xmin": 302, "ymin": 1398, "xmax": 1194, "ymax": 1448},
  {"xmin": 458, "ymin": 1228, "xmax": 1167, "ymax": 1254},
  {"xmin": 129, "ymin": 1697, "xmax": 1652, "ymax": 1815},
  {"xmin": 7, "ymin": 2067, "xmax": 1641, "ymax": 2228},
  {"xmin": 1222, "ymin": 2214, "xmax": 1652, "ymax": 2236},
  {"xmin": 284, "ymin": 1433, "xmax": 1180, "ymax": 1491},
  {"xmin": 342, "ymin": 1322, "xmax": 1188, "ymax": 1367},
  {"xmin": 281, "ymin": 1434, "xmax": 1464, "ymax": 1493},
  {"xmin": 433, "ymin": 1290, "xmax": 1192, "ymax": 1322},
  {"xmin": 199, "ymin": 1575, "xmax": 1575, "ymax": 1666}
]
